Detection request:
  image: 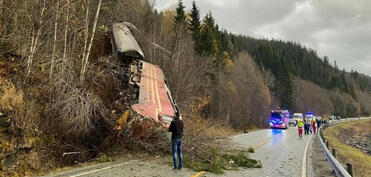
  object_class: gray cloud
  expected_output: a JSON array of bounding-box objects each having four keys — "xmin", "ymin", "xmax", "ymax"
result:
[{"xmin": 155, "ymin": 0, "xmax": 371, "ymax": 76}]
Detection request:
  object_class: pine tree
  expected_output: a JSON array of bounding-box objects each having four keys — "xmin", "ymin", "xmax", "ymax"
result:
[
  {"xmin": 174, "ymin": 0, "xmax": 186, "ymax": 31},
  {"xmin": 199, "ymin": 12, "xmax": 218, "ymax": 56},
  {"xmin": 171, "ymin": 0, "xmax": 187, "ymax": 60},
  {"xmin": 189, "ymin": 0, "xmax": 200, "ymax": 34},
  {"xmin": 189, "ymin": 0, "xmax": 201, "ymax": 54},
  {"xmin": 203, "ymin": 12, "xmax": 216, "ymax": 29}
]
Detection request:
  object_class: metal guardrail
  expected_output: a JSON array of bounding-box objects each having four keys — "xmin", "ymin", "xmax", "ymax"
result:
[
  {"xmin": 318, "ymin": 117, "xmax": 371, "ymax": 177},
  {"xmin": 318, "ymin": 127, "xmax": 351, "ymax": 177}
]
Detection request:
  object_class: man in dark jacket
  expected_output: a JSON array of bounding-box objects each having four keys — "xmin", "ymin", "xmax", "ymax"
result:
[
  {"xmin": 304, "ymin": 120, "xmax": 309, "ymax": 135},
  {"xmin": 168, "ymin": 112, "xmax": 184, "ymax": 170}
]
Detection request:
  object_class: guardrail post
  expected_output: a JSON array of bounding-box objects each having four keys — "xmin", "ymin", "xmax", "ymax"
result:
[
  {"xmin": 332, "ymin": 149, "xmax": 337, "ymax": 158},
  {"xmin": 346, "ymin": 163, "xmax": 354, "ymax": 176}
]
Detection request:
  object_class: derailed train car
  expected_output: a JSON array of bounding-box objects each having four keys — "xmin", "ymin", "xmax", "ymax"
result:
[{"xmin": 112, "ymin": 22, "xmax": 179, "ymax": 127}]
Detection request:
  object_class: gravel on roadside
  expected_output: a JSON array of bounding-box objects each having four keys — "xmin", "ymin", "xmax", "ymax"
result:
[{"xmin": 307, "ymin": 135, "xmax": 335, "ymax": 177}]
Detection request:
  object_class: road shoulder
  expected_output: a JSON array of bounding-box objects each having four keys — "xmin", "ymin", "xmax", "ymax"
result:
[
  {"xmin": 40, "ymin": 154, "xmax": 200, "ymax": 177},
  {"xmin": 307, "ymin": 134, "xmax": 335, "ymax": 177}
]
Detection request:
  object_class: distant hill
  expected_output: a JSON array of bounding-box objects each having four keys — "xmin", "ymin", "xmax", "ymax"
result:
[
  {"xmin": 182, "ymin": 0, "xmax": 371, "ymax": 117},
  {"xmin": 229, "ymin": 35, "xmax": 371, "ymax": 108}
]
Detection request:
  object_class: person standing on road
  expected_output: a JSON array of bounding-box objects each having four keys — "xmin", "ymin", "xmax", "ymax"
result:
[
  {"xmin": 304, "ymin": 120, "xmax": 309, "ymax": 135},
  {"xmin": 297, "ymin": 119, "xmax": 304, "ymax": 139},
  {"xmin": 316, "ymin": 118, "xmax": 321, "ymax": 128},
  {"xmin": 312, "ymin": 120, "xmax": 316, "ymax": 134},
  {"xmin": 168, "ymin": 112, "xmax": 184, "ymax": 171}
]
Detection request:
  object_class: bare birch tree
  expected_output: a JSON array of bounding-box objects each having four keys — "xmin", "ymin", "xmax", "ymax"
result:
[
  {"xmin": 80, "ymin": 0, "xmax": 102, "ymax": 82},
  {"xmin": 26, "ymin": 0, "xmax": 46, "ymax": 78},
  {"xmin": 62, "ymin": 0, "xmax": 70, "ymax": 64},
  {"xmin": 49, "ymin": 0, "xmax": 60, "ymax": 78},
  {"xmin": 81, "ymin": 0, "xmax": 90, "ymax": 67}
]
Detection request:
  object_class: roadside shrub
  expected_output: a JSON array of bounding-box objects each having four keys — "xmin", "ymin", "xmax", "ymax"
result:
[
  {"xmin": 181, "ymin": 113, "xmax": 261, "ymax": 173},
  {"xmin": 185, "ymin": 148, "xmax": 262, "ymax": 174}
]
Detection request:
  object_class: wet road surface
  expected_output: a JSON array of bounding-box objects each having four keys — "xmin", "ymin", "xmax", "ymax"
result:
[{"xmin": 213, "ymin": 127, "xmax": 313, "ymax": 177}]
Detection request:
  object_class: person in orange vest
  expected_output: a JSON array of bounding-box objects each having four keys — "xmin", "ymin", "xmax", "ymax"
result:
[{"xmin": 297, "ymin": 119, "xmax": 304, "ymax": 139}]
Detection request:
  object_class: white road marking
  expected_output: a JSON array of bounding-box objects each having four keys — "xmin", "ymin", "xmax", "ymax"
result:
[
  {"xmin": 69, "ymin": 161, "xmax": 134, "ymax": 177},
  {"xmin": 302, "ymin": 134, "xmax": 313, "ymax": 177}
]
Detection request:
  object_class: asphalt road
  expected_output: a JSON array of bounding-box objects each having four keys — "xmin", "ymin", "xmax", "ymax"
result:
[
  {"xmin": 41, "ymin": 127, "xmax": 315, "ymax": 177},
  {"xmin": 221, "ymin": 127, "xmax": 313, "ymax": 177}
]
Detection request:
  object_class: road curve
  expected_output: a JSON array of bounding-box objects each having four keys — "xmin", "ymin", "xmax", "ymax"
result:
[{"xmin": 213, "ymin": 127, "xmax": 314, "ymax": 177}]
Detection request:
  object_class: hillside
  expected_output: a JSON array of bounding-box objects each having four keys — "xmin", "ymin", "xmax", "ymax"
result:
[
  {"xmin": 229, "ymin": 35, "xmax": 371, "ymax": 117},
  {"xmin": 181, "ymin": 0, "xmax": 371, "ymax": 117}
]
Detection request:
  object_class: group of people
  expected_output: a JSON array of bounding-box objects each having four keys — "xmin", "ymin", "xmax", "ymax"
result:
[{"xmin": 297, "ymin": 118, "xmax": 323, "ymax": 138}]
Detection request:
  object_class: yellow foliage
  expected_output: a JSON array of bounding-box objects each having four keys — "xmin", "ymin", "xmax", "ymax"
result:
[
  {"xmin": 212, "ymin": 39, "xmax": 219, "ymax": 59},
  {"xmin": 262, "ymin": 85, "xmax": 271, "ymax": 105},
  {"xmin": 24, "ymin": 136, "xmax": 40, "ymax": 148},
  {"xmin": 0, "ymin": 141, "xmax": 15, "ymax": 153},
  {"xmin": 117, "ymin": 110, "xmax": 130, "ymax": 130},
  {"xmin": 161, "ymin": 9, "xmax": 176, "ymax": 37},
  {"xmin": 192, "ymin": 97, "xmax": 211, "ymax": 113},
  {"xmin": 227, "ymin": 81, "xmax": 236, "ymax": 93},
  {"xmin": 222, "ymin": 52, "xmax": 233, "ymax": 69},
  {"xmin": 98, "ymin": 25, "xmax": 109, "ymax": 34},
  {"xmin": 41, "ymin": 64, "xmax": 45, "ymax": 73}
]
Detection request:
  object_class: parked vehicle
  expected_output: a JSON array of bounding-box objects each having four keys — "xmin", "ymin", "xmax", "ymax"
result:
[
  {"xmin": 305, "ymin": 112, "xmax": 315, "ymax": 122},
  {"xmin": 329, "ymin": 115, "xmax": 335, "ymax": 120},
  {"xmin": 269, "ymin": 109, "xmax": 290, "ymax": 129},
  {"xmin": 290, "ymin": 113, "xmax": 303, "ymax": 126}
]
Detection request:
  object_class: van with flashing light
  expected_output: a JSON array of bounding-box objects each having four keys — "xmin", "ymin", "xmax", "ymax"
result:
[
  {"xmin": 269, "ymin": 110, "xmax": 290, "ymax": 129},
  {"xmin": 305, "ymin": 112, "xmax": 315, "ymax": 122},
  {"xmin": 289, "ymin": 113, "xmax": 303, "ymax": 126}
]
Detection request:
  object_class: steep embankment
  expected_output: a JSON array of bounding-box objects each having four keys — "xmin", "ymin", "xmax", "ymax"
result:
[
  {"xmin": 323, "ymin": 119, "xmax": 371, "ymax": 177},
  {"xmin": 0, "ymin": 54, "xmax": 143, "ymax": 176}
]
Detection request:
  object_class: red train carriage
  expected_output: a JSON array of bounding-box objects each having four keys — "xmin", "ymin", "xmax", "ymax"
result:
[{"xmin": 112, "ymin": 22, "xmax": 179, "ymax": 127}]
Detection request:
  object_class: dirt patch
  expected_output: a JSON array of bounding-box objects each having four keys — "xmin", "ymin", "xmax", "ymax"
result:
[{"xmin": 308, "ymin": 136, "xmax": 335, "ymax": 177}]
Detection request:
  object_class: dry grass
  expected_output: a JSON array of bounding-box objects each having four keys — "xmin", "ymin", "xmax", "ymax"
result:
[
  {"xmin": 0, "ymin": 81, "xmax": 23, "ymax": 111},
  {"xmin": 323, "ymin": 119, "xmax": 371, "ymax": 177},
  {"xmin": 0, "ymin": 62, "xmax": 24, "ymax": 112}
]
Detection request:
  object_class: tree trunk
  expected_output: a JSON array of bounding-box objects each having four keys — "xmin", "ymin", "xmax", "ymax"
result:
[
  {"xmin": 27, "ymin": 0, "xmax": 46, "ymax": 78},
  {"xmin": 62, "ymin": 0, "xmax": 70, "ymax": 63},
  {"xmin": 50, "ymin": 0, "xmax": 60, "ymax": 79},
  {"xmin": 81, "ymin": 0, "xmax": 90, "ymax": 67},
  {"xmin": 80, "ymin": 0, "xmax": 102, "ymax": 82}
]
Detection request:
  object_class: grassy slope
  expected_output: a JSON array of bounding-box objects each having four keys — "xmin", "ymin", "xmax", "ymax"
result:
[{"xmin": 323, "ymin": 119, "xmax": 371, "ymax": 177}]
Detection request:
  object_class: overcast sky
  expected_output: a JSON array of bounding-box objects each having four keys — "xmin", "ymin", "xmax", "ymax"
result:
[{"xmin": 154, "ymin": 0, "xmax": 371, "ymax": 76}]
